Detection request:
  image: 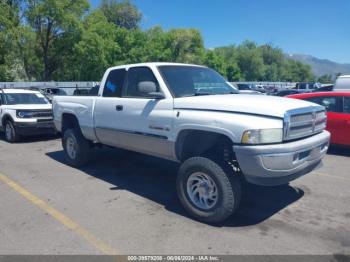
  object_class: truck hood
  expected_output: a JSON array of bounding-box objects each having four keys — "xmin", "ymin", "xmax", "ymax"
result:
[
  {"xmin": 174, "ymin": 94, "xmax": 318, "ymax": 118},
  {"xmin": 3, "ymin": 104, "xmax": 52, "ymax": 110}
]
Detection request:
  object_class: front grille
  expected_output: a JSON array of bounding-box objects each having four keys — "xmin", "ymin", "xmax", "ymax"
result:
[
  {"xmin": 284, "ymin": 106, "xmax": 326, "ymax": 141},
  {"xmin": 31, "ymin": 110, "xmax": 52, "ymax": 118},
  {"xmin": 37, "ymin": 119, "xmax": 53, "ymax": 123}
]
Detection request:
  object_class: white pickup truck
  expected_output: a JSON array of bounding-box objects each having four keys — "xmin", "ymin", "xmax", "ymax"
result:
[{"xmin": 53, "ymin": 63, "xmax": 330, "ymax": 223}]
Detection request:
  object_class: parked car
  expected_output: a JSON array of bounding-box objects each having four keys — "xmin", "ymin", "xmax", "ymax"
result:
[
  {"xmin": 73, "ymin": 88, "xmax": 90, "ymax": 96},
  {"xmin": 314, "ymin": 84, "xmax": 333, "ymax": 92},
  {"xmin": 273, "ymin": 83, "xmax": 327, "ymax": 97},
  {"xmin": 89, "ymin": 85, "xmax": 100, "ymax": 96},
  {"xmin": 235, "ymin": 83, "xmax": 262, "ymax": 94},
  {"xmin": 43, "ymin": 87, "xmax": 62, "ymax": 102},
  {"xmin": 294, "ymin": 82, "xmax": 322, "ymax": 92},
  {"xmin": 29, "ymin": 87, "xmax": 67, "ymax": 103},
  {"xmin": 274, "ymin": 89, "xmax": 300, "ymax": 96},
  {"xmin": 334, "ymin": 75, "xmax": 350, "ymax": 91},
  {"xmin": 0, "ymin": 88, "xmax": 56, "ymax": 142},
  {"xmin": 251, "ymin": 84, "xmax": 267, "ymax": 93},
  {"xmin": 288, "ymin": 92, "xmax": 350, "ymax": 146},
  {"xmin": 53, "ymin": 63, "xmax": 330, "ymax": 223}
]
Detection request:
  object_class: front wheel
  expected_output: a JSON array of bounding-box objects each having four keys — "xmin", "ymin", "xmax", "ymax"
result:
[
  {"xmin": 4, "ymin": 121, "xmax": 20, "ymax": 143},
  {"xmin": 177, "ymin": 156, "xmax": 241, "ymax": 223},
  {"xmin": 62, "ymin": 128, "xmax": 91, "ymax": 167}
]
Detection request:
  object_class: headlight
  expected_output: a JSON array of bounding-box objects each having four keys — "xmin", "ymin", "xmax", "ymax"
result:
[
  {"xmin": 17, "ymin": 111, "xmax": 34, "ymax": 118},
  {"xmin": 241, "ymin": 128, "xmax": 283, "ymax": 144}
]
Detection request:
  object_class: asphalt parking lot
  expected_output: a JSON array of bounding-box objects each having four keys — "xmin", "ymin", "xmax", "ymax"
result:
[{"xmin": 0, "ymin": 135, "xmax": 349, "ymax": 255}]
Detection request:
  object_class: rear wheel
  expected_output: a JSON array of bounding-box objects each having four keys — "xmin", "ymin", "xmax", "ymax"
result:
[
  {"xmin": 4, "ymin": 121, "xmax": 20, "ymax": 143},
  {"xmin": 177, "ymin": 156, "xmax": 241, "ymax": 223},
  {"xmin": 62, "ymin": 128, "xmax": 91, "ymax": 167}
]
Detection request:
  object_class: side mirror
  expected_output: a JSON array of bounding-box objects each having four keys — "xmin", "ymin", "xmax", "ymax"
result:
[{"xmin": 137, "ymin": 81, "xmax": 164, "ymax": 99}]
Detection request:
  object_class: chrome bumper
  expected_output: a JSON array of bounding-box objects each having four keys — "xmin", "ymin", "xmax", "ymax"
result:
[{"xmin": 233, "ymin": 131, "xmax": 330, "ymax": 186}]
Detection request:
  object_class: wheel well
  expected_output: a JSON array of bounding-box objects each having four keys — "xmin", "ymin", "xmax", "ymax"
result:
[
  {"xmin": 176, "ymin": 130, "xmax": 234, "ymax": 161},
  {"xmin": 61, "ymin": 113, "xmax": 80, "ymax": 133}
]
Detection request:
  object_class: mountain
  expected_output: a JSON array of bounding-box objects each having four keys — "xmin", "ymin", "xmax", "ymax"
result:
[{"xmin": 288, "ymin": 54, "xmax": 350, "ymax": 78}]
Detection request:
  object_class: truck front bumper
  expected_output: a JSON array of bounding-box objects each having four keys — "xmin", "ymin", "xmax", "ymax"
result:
[
  {"xmin": 233, "ymin": 130, "xmax": 330, "ymax": 186},
  {"xmin": 14, "ymin": 121, "xmax": 56, "ymax": 136}
]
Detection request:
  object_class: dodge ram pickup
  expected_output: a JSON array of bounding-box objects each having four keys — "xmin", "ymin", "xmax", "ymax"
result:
[
  {"xmin": 0, "ymin": 88, "xmax": 55, "ymax": 142},
  {"xmin": 53, "ymin": 63, "xmax": 330, "ymax": 223}
]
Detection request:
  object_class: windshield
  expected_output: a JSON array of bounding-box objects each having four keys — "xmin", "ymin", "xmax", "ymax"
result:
[
  {"xmin": 158, "ymin": 66, "xmax": 238, "ymax": 98},
  {"xmin": 4, "ymin": 93, "xmax": 49, "ymax": 105}
]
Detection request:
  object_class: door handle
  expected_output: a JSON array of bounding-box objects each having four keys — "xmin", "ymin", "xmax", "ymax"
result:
[{"xmin": 116, "ymin": 105, "xmax": 123, "ymax": 111}]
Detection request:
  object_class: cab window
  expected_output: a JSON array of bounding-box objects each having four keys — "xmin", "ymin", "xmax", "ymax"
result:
[
  {"xmin": 122, "ymin": 67, "xmax": 159, "ymax": 98},
  {"xmin": 103, "ymin": 69, "xmax": 127, "ymax": 97},
  {"xmin": 305, "ymin": 96, "xmax": 342, "ymax": 113},
  {"xmin": 343, "ymin": 97, "xmax": 350, "ymax": 113}
]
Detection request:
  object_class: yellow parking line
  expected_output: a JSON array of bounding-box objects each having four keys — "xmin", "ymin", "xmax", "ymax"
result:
[
  {"xmin": 313, "ymin": 172, "xmax": 350, "ymax": 182},
  {"xmin": 0, "ymin": 173, "xmax": 118, "ymax": 255}
]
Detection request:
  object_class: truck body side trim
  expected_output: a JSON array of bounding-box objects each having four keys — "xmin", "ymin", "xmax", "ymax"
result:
[
  {"xmin": 95, "ymin": 126, "xmax": 176, "ymax": 161},
  {"xmin": 95, "ymin": 126, "xmax": 168, "ymax": 140},
  {"xmin": 173, "ymin": 107, "xmax": 282, "ymax": 120}
]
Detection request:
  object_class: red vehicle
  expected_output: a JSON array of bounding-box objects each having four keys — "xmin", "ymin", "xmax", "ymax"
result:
[{"xmin": 287, "ymin": 92, "xmax": 350, "ymax": 146}]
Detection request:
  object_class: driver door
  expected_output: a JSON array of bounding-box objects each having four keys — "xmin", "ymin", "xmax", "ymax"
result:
[{"xmin": 94, "ymin": 66, "xmax": 175, "ymax": 159}]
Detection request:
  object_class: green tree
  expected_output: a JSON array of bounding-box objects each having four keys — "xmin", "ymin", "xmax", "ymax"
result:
[
  {"xmin": 142, "ymin": 26, "xmax": 172, "ymax": 62},
  {"xmin": 0, "ymin": 0, "xmax": 22, "ymax": 80},
  {"xmin": 282, "ymin": 59, "xmax": 314, "ymax": 82},
  {"xmin": 24, "ymin": 0, "xmax": 89, "ymax": 80},
  {"xmin": 226, "ymin": 63, "xmax": 241, "ymax": 81},
  {"xmin": 214, "ymin": 45, "xmax": 238, "ymax": 64},
  {"xmin": 236, "ymin": 41, "xmax": 265, "ymax": 81},
  {"xmin": 112, "ymin": 27, "xmax": 147, "ymax": 64},
  {"xmin": 212, "ymin": 42, "xmax": 315, "ymax": 82},
  {"xmin": 260, "ymin": 44, "xmax": 284, "ymax": 81},
  {"xmin": 15, "ymin": 26, "xmax": 42, "ymax": 80},
  {"xmin": 56, "ymin": 10, "xmax": 119, "ymax": 81},
  {"xmin": 166, "ymin": 28, "xmax": 205, "ymax": 64},
  {"xmin": 317, "ymin": 74, "xmax": 333, "ymax": 84},
  {"xmin": 203, "ymin": 50, "xmax": 225, "ymax": 76},
  {"xmin": 1, "ymin": 0, "xmax": 318, "ymax": 82},
  {"xmin": 100, "ymin": 0, "xmax": 141, "ymax": 29}
]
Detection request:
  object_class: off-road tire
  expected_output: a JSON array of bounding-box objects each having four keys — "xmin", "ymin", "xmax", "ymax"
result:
[
  {"xmin": 62, "ymin": 128, "xmax": 90, "ymax": 167},
  {"xmin": 177, "ymin": 156, "xmax": 241, "ymax": 223}
]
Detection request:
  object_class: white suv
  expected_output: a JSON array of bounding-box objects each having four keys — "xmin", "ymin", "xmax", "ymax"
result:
[{"xmin": 0, "ymin": 88, "xmax": 55, "ymax": 142}]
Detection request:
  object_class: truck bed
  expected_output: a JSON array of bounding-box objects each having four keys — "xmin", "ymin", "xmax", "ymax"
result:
[{"xmin": 53, "ymin": 96, "xmax": 98, "ymax": 141}]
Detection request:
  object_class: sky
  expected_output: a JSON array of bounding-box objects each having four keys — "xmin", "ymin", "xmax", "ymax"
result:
[{"xmin": 89, "ymin": 0, "xmax": 350, "ymax": 64}]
